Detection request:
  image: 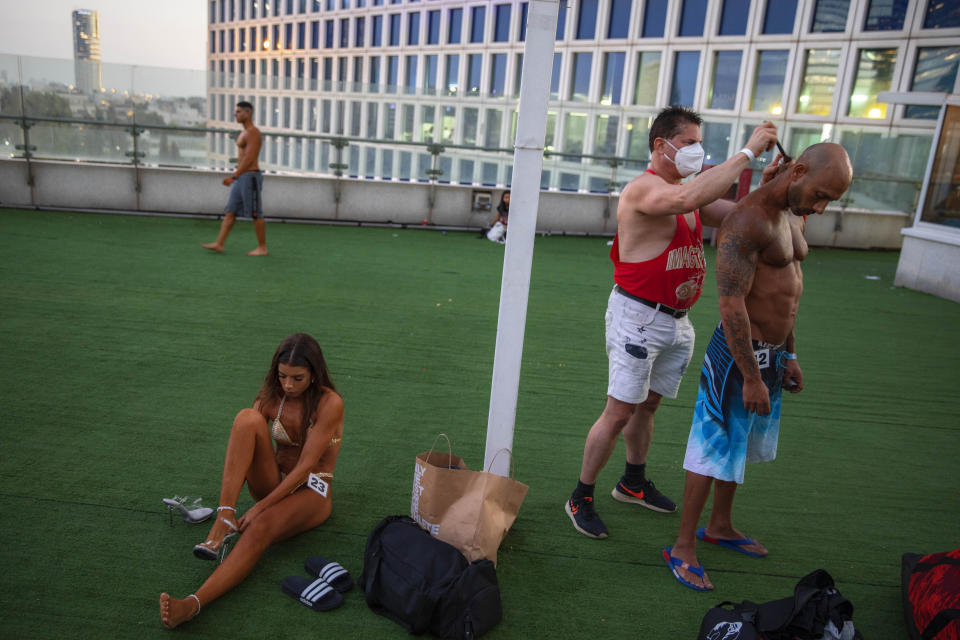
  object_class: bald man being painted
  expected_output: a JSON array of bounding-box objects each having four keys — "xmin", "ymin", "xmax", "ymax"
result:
[{"xmin": 664, "ymin": 143, "xmax": 853, "ymax": 591}]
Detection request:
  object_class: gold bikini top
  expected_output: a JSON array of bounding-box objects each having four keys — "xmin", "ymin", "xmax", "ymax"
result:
[{"xmin": 271, "ymin": 396, "xmax": 342, "ymax": 448}]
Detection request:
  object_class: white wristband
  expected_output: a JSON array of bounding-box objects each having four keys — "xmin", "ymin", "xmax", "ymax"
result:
[
  {"xmin": 739, "ymin": 147, "xmax": 755, "ymax": 161},
  {"xmin": 783, "ymin": 352, "xmax": 797, "ymax": 360}
]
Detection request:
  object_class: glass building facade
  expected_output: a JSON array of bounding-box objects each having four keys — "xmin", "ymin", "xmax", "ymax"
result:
[{"xmin": 206, "ymin": 0, "xmax": 960, "ymax": 211}]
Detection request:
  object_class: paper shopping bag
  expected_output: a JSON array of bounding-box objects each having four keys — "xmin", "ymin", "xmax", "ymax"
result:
[{"xmin": 411, "ymin": 435, "xmax": 528, "ymax": 566}]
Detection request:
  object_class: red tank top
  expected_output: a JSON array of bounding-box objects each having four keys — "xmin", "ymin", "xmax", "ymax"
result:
[{"xmin": 610, "ymin": 172, "xmax": 706, "ymax": 309}]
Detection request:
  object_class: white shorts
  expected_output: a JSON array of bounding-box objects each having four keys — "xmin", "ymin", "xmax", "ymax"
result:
[{"xmin": 605, "ymin": 286, "xmax": 696, "ymax": 404}]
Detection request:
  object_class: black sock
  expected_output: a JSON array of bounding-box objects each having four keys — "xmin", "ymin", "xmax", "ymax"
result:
[
  {"xmin": 571, "ymin": 480, "xmax": 595, "ymax": 501},
  {"xmin": 623, "ymin": 462, "xmax": 646, "ymax": 487}
]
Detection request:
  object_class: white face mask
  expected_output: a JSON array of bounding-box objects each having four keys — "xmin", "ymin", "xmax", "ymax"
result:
[{"xmin": 665, "ymin": 140, "xmax": 705, "ymax": 177}]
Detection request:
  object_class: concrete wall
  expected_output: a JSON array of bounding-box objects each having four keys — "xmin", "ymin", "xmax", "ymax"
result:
[
  {"xmin": 894, "ymin": 227, "xmax": 960, "ymax": 303},
  {"xmin": 0, "ymin": 158, "xmax": 904, "ymax": 247}
]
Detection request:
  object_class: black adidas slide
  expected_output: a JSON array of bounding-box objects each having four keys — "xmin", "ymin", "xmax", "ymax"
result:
[
  {"xmin": 281, "ymin": 575, "xmax": 344, "ymax": 612},
  {"xmin": 304, "ymin": 556, "xmax": 354, "ymax": 593}
]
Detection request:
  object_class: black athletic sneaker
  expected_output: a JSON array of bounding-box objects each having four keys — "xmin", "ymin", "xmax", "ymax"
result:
[
  {"xmin": 611, "ymin": 478, "xmax": 677, "ymax": 513},
  {"xmin": 565, "ymin": 496, "xmax": 609, "ymax": 539}
]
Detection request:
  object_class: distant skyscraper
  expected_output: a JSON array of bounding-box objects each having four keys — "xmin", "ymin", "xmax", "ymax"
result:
[{"xmin": 72, "ymin": 9, "xmax": 102, "ymax": 93}]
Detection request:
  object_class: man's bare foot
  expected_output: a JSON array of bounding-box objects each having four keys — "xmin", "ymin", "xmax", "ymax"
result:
[
  {"xmin": 700, "ymin": 525, "xmax": 768, "ymax": 557},
  {"xmin": 246, "ymin": 247, "xmax": 268, "ymax": 256},
  {"xmin": 159, "ymin": 593, "xmax": 200, "ymax": 629},
  {"xmin": 201, "ymin": 242, "xmax": 224, "ymax": 252},
  {"xmin": 667, "ymin": 546, "xmax": 714, "ymax": 590}
]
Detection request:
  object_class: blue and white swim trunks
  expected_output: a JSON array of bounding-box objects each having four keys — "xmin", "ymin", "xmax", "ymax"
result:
[{"xmin": 682, "ymin": 324, "xmax": 787, "ymax": 484}]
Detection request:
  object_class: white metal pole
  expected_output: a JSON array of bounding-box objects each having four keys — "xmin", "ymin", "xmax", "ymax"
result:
[{"xmin": 483, "ymin": 0, "xmax": 559, "ymax": 477}]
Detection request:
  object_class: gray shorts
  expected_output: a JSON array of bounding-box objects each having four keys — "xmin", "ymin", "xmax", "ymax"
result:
[{"xmin": 225, "ymin": 171, "xmax": 263, "ymax": 219}]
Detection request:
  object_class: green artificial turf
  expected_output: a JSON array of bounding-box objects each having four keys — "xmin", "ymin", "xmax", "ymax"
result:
[{"xmin": 0, "ymin": 208, "xmax": 956, "ymax": 638}]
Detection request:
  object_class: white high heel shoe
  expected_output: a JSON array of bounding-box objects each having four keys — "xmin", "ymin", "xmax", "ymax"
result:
[
  {"xmin": 193, "ymin": 506, "xmax": 239, "ymax": 562},
  {"xmin": 163, "ymin": 496, "xmax": 214, "ymax": 525}
]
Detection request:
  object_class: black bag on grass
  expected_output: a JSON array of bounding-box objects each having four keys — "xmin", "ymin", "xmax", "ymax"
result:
[
  {"xmin": 360, "ymin": 515, "xmax": 502, "ymax": 639},
  {"xmin": 698, "ymin": 569, "xmax": 861, "ymax": 640},
  {"xmin": 902, "ymin": 549, "xmax": 960, "ymax": 640}
]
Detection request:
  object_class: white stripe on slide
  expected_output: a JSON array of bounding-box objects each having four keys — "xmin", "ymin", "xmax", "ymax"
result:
[
  {"xmin": 319, "ymin": 564, "xmax": 346, "ymax": 581},
  {"xmin": 302, "ymin": 578, "xmax": 333, "ymax": 602}
]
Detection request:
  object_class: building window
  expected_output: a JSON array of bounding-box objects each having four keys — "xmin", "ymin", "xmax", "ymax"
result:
[
  {"xmin": 643, "ymin": 0, "xmax": 668, "ymax": 37},
  {"xmin": 601, "ymin": 52, "xmax": 626, "ymax": 105},
  {"xmin": 369, "ymin": 56, "xmax": 381, "ymax": 91},
  {"xmin": 273, "ymin": 23, "xmax": 281, "ymax": 49},
  {"xmin": 386, "ymin": 55, "xmax": 398, "ymax": 92},
  {"xmin": 519, "ymin": 2, "xmax": 529, "ymax": 41},
  {"xmin": 445, "ymin": 54, "xmax": 459, "ymax": 95},
  {"xmin": 634, "ymin": 51, "xmax": 661, "ymax": 105},
  {"xmin": 556, "ymin": 3, "xmax": 567, "ymax": 39},
  {"xmin": 750, "ymin": 50, "xmax": 788, "ymax": 113},
  {"xmin": 297, "ymin": 22, "xmax": 306, "ymax": 48},
  {"xmin": 485, "ymin": 108, "xmax": 503, "ymax": 147},
  {"xmin": 372, "ymin": 15, "xmax": 382, "ymax": 46},
  {"xmin": 462, "ymin": 107, "xmax": 478, "ymax": 145},
  {"xmin": 550, "ymin": 52, "xmax": 562, "ymax": 100},
  {"xmin": 494, "ymin": 4, "xmax": 511, "ymax": 42},
  {"xmin": 210, "ymin": 1, "xmax": 217, "ymax": 24},
  {"xmin": 719, "ymin": 0, "xmax": 749, "ymax": 35},
  {"xmin": 709, "ymin": 50, "xmax": 742, "ymax": 109},
  {"xmin": 467, "ymin": 53, "xmax": 482, "ymax": 95},
  {"xmin": 626, "ymin": 117, "xmax": 650, "ymax": 161},
  {"xmin": 848, "ymin": 48, "xmax": 897, "ymax": 118},
  {"xmin": 490, "ymin": 53, "xmax": 507, "ymax": 97},
  {"xmin": 355, "ymin": 17, "xmax": 365, "ymax": 47},
  {"xmin": 515, "ymin": 52, "xmax": 524, "ymax": 95},
  {"xmin": 339, "ymin": 18, "xmax": 349, "ymax": 47},
  {"xmin": 471, "ymin": 6, "xmax": 486, "ymax": 43},
  {"xmin": 863, "ymin": 0, "xmax": 908, "ymax": 31},
  {"xmin": 285, "ymin": 22, "xmax": 294, "ymax": 48},
  {"xmin": 564, "ymin": 113, "xmax": 587, "ymax": 155},
  {"xmin": 449, "ymin": 8, "xmax": 462, "ymax": 43},
  {"xmin": 679, "ymin": 0, "xmax": 708, "ymax": 36},
  {"xmin": 427, "ymin": 9, "xmax": 440, "ymax": 44},
  {"xmin": 389, "ymin": 14, "xmax": 401, "ymax": 46},
  {"xmin": 576, "ymin": 0, "xmax": 598, "ymax": 39},
  {"xmin": 408, "ymin": 12, "xmax": 420, "ymax": 45},
  {"xmin": 920, "ymin": 105, "xmax": 960, "ymax": 226},
  {"xmin": 570, "ymin": 52, "xmax": 593, "ymax": 101},
  {"xmin": 595, "ymin": 114, "xmax": 619, "ymax": 156},
  {"xmin": 923, "ymin": 0, "xmax": 960, "ymax": 29},
  {"xmin": 796, "ymin": 49, "xmax": 840, "ymax": 115},
  {"xmin": 670, "ymin": 51, "xmax": 700, "ymax": 106},
  {"xmin": 352, "ymin": 56, "xmax": 362, "ymax": 89},
  {"xmin": 311, "ymin": 21, "xmax": 319, "ymax": 47},
  {"xmin": 424, "ymin": 54, "xmax": 437, "ymax": 94},
  {"xmin": 905, "ymin": 46, "xmax": 960, "ymax": 119},
  {"xmin": 325, "ymin": 20, "xmax": 334, "ymax": 48},
  {"xmin": 606, "ymin": 0, "xmax": 631, "ymax": 38},
  {"xmin": 404, "ymin": 55, "xmax": 417, "ymax": 93},
  {"xmin": 810, "ymin": 0, "xmax": 849, "ymax": 33},
  {"xmin": 763, "ymin": 0, "xmax": 797, "ymax": 34}
]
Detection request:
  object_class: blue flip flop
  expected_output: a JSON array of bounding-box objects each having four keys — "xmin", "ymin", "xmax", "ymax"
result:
[
  {"xmin": 696, "ymin": 526, "xmax": 766, "ymax": 558},
  {"xmin": 662, "ymin": 547, "xmax": 710, "ymax": 591}
]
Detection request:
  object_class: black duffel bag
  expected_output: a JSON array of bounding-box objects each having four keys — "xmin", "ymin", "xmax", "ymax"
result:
[{"xmin": 360, "ymin": 515, "xmax": 502, "ymax": 639}]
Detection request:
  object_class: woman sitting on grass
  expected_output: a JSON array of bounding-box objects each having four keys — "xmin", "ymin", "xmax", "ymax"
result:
[{"xmin": 160, "ymin": 333, "xmax": 343, "ymax": 629}]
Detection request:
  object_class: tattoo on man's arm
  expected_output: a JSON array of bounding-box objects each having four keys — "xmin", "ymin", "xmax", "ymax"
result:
[
  {"xmin": 724, "ymin": 312, "xmax": 760, "ymax": 379},
  {"xmin": 716, "ymin": 229, "xmax": 757, "ymax": 297}
]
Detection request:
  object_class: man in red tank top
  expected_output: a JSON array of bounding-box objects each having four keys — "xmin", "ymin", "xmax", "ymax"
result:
[{"xmin": 565, "ymin": 106, "xmax": 777, "ymax": 540}]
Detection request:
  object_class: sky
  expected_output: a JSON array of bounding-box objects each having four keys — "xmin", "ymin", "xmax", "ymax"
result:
[{"xmin": 0, "ymin": 0, "xmax": 207, "ymax": 70}]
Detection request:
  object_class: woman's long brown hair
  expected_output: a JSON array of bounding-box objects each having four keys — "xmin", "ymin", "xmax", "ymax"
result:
[{"xmin": 257, "ymin": 333, "xmax": 337, "ymax": 437}]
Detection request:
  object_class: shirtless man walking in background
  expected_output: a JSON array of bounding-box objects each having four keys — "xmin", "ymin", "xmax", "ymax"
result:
[
  {"xmin": 664, "ymin": 143, "xmax": 853, "ymax": 590},
  {"xmin": 565, "ymin": 106, "xmax": 777, "ymax": 539},
  {"xmin": 202, "ymin": 101, "xmax": 267, "ymax": 256}
]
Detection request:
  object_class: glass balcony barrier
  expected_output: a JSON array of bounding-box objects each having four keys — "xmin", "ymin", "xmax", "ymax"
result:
[{"xmin": 1, "ymin": 54, "xmax": 934, "ymax": 213}]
